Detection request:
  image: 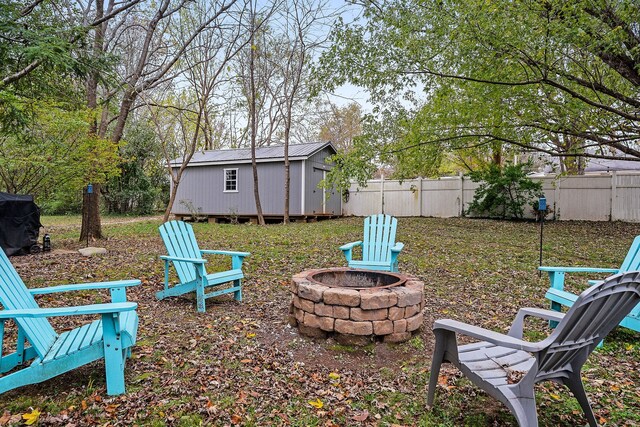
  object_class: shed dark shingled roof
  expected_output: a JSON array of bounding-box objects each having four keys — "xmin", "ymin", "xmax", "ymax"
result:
[{"xmin": 172, "ymin": 141, "xmax": 335, "ymax": 166}]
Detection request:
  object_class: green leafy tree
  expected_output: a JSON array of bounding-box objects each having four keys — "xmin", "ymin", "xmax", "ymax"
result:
[
  {"xmin": 104, "ymin": 122, "xmax": 167, "ymax": 215},
  {"xmin": 467, "ymin": 163, "xmax": 543, "ymax": 220},
  {"xmin": 317, "ymin": 0, "xmax": 640, "ymax": 181},
  {"xmin": 0, "ymin": 105, "xmax": 120, "ymax": 212}
]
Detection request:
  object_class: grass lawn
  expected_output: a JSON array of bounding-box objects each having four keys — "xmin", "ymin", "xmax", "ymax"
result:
[{"xmin": 2, "ymin": 216, "xmax": 640, "ymax": 426}]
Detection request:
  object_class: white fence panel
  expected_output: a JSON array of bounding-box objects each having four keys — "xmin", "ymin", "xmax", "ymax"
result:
[
  {"xmin": 342, "ymin": 172, "xmax": 640, "ymax": 223},
  {"xmin": 343, "ymin": 181, "xmax": 381, "ymax": 216},
  {"xmin": 420, "ymin": 177, "xmax": 458, "ymax": 217},
  {"xmin": 614, "ymin": 172, "xmax": 640, "ymax": 222},
  {"xmin": 555, "ymin": 175, "xmax": 611, "ymax": 221},
  {"xmin": 383, "ymin": 180, "xmax": 420, "ymax": 216}
]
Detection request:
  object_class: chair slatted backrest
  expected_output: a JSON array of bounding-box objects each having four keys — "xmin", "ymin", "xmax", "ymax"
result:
[
  {"xmin": 159, "ymin": 221, "xmax": 203, "ymax": 284},
  {"xmin": 619, "ymin": 236, "xmax": 640, "ymax": 272},
  {"xmin": 0, "ymin": 250, "xmax": 57, "ymax": 358},
  {"xmin": 612, "ymin": 235, "xmax": 640, "ymax": 317},
  {"xmin": 362, "ymin": 214, "xmax": 397, "ymax": 264},
  {"xmin": 537, "ymin": 271, "xmax": 640, "ymax": 378}
]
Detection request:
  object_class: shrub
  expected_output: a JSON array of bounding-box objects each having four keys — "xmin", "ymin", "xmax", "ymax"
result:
[{"xmin": 467, "ymin": 162, "xmax": 543, "ymax": 219}]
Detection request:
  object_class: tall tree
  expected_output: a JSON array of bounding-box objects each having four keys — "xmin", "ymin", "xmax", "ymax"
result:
[
  {"xmin": 248, "ymin": 8, "xmax": 266, "ymax": 225},
  {"xmin": 78, "ymin": 0, "xmax": 240, "ymax": 239},
  {"xmin": 274, "ymin": 0, "xmax": 332, "ymax": 223},
  {"xmin": 318, "ymin": 102, "xmax": 362, "ymax": 152},
  {"xmin": 234, "ymin": 1, "xmax": 280, "ymax": 225},
  {"xmin": 148, "ymin": 0, "xmax": 249, "ymax": 222},
  {"xmin": 317, "ymin": 0, "xmax": 640, "ymax": 181}
]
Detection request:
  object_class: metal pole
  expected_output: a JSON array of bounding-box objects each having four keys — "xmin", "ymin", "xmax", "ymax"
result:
[
  {"xmin": 86, "ymin": 184, "xmax": 93, "ymax": 247},
  {"xmin": 538, "ymin": 196, "xmax": 546, "ymax": 277},
  {"xmin": 539, "ymin": 217, "xmax": 544, "ymax": 277},
  {"xmin": 86, "ymin": 189, "xmax": 90, "ymax": 248}
]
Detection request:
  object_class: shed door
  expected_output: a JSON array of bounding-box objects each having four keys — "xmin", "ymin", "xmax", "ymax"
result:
[{"xmin": 313, "ymin": 167, "xmax": 328, "ymax": 215}]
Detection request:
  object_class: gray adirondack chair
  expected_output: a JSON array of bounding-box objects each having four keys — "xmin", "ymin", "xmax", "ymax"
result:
[
  {"xmin": 427, "ymin": 271, "xmax": 640, "ymax": 427},
  {"xmin": 158, "ymin": 220, "xmax": 250, "ymax": 313}
]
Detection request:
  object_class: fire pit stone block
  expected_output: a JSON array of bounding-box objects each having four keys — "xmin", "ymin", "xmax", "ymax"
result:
[
  {"xmin": 360, "ymin": 290, "xmax": 398, "ymax": 310},
  {"xmin": 323, "ymin": 288, "xmax": 361, "ymax": 307},
  {"xmin": 335, "ymin": 319, "xmax": 374, "ymax": 336},
  {"xmin": 298, "ymin": 282, "xmax": 328, "ymax": 302},
  {"xmin": 350, "ymin": 307, "xmax": 388, "ymax": 321}
]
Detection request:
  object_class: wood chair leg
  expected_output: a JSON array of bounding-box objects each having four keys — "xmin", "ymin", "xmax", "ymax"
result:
[
  {"xmin": 102, "ymin": 315, "xmax": 126, "ymax": 395},
  {"xmin": 196, "ymin": 282, "xmax": 206, "ymax": 313},
  {"xmin": 234, "ymin": 279, "xmax": 242, "ymax": 301}
]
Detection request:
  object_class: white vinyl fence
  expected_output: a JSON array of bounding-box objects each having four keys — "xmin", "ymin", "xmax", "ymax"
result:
[{"xmin": 342, "ymin": 172, "xmax": 640, "ymax": 222}]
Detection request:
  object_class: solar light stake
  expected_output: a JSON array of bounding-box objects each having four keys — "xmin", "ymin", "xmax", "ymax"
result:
[{"xmin": 538, "ymin": 196, "xmax": 546, "ymax": 277}]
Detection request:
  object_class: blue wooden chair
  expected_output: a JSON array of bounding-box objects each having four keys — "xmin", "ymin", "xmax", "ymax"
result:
[
  {"xmin": 428, "ymin": 271, "xmax": 640, "ymax": 427},
  {"xmin": 158, "ymin": 220, "xmax": 250, "ymax": 313},
  {"xmin": 540, "ymin": 235, "xmax": 640, "ymax": 334},
  {"xmin": 340, "ymin": 214, "xmax": 404, "ymax": 272},
  {"xmin": 0, "ymin": 249, "xmax": 139, "ymax": 396}
]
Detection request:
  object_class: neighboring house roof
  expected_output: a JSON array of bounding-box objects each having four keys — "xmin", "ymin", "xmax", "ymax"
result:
[
  {"xmin": 584, "ymin": 158, "xmax": 640, "ymax": 173},
  {"xmin": 171, "ymin": 141, "xmax": 336, "ymax": 167}
]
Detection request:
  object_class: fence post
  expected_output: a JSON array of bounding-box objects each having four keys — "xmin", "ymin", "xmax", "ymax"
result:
[
  {"xmin": 611, "ymin": 171, "xmax": 617, "ymax": 221},
  {"xmin": 418, "ymin": 177, "xmax": 423, "ymax": 217},
  {"xmin": 380, "ymin": 173, "xmax": 385, "ymax": 214},
  {"xmin": 458, "ymin": 173, "xmax": 464, "ymax": 217},
  {"xmin": 555, "ymin": 177, "xmax": 561, "ymax": 220}
]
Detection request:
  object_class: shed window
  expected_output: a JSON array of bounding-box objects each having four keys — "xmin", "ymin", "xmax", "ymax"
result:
[{"xmin": 224, "ymin": 168, "xmax": 238, "ymax": 192}]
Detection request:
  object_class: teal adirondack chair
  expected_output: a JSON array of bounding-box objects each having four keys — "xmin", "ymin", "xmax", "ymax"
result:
[
  {"xmin": 158, "ymin": 220, "xmax": 250, "ymax": 313},
  {"xmin": 0, "ymin": 249, "xmax": 139, "ymax": 396},
  {"xmin": 340, "ymin": 214, "xmax": 404, "ymax": 272},
  {"xmin": 540, "ymin": 235, "xmax": 640, "ymax": 334}
]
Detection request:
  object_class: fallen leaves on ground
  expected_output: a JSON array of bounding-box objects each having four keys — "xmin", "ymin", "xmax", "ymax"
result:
[{"xmin": 1, "ymin": 217, "xmax": 639, "ymax": 426}]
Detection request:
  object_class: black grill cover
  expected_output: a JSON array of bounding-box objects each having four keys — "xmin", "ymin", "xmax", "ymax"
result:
[{"xmin": 0, "ymin": 192, "xmax": 42, "ymax": 256}]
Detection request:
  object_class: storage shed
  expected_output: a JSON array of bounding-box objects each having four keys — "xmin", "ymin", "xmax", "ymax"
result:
[{"xmin": 170, "ymin": 142, "xmax": 341, "ymax": 222}]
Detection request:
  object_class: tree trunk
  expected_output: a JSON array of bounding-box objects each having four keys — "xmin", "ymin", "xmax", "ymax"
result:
[
  {"xmin": 249, "ymin": 13, "xmax": 265, "ymax": 225},
  {"xmin": 80, "ymin": 184, "xmax": 103, "ymax": 243},
  {"xmin": 80, "ymin": 2, "xmax": 104, "ymax": 243},
  {"xmin": 283, "ymin": 113, "xmax": 291, "ymax": 224},
  {"xmin": 163, "ymin": 179, "xmax": 180, "ymax": 223}
]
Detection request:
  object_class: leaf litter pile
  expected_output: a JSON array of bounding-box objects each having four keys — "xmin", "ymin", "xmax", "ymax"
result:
[{"xmin": 1, "ymin": 217, "xmax": 639, "ymax": 426}]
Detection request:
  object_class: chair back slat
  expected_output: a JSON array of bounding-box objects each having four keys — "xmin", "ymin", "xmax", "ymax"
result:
[
  {"xmin": 362, "ymin": 215, "xmax": 374, "ymax": 261},
  {"xmin": 619, "ymin": 236, "xmax": 640, "ymax": 272},
  {"xmin": 361, "ymin": 214, "xmax": 397, "ymax": 263},
  {"xmin": 538, "ymin": 271, "xmax": 640, "ymax": 376},
  {"xmin": 159, "ymin": 221, "xmax": 203, "ymax": 284},
  {"xmin": 0, "ymin": 250, "xmax": 57, "ymax": 357}
]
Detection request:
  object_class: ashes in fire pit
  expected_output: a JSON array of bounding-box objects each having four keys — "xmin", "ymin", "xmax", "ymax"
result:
[
  {"xmin": 308, "ymin": 269, "xmax": 405, "ymax": 289},
  {"xmin": 289, "ymin": 267, "xmax": 424, "ymax": 345}
]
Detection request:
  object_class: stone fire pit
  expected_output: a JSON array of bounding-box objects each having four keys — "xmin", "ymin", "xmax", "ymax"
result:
[{"xmin": 289, "ymin": 268, "xmax": 424, "ymax": 344}]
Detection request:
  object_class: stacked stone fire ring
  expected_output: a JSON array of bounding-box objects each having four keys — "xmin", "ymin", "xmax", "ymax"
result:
[{"xmin": 289, "ymin": 268, "xmax": 425, "ymax": 344}]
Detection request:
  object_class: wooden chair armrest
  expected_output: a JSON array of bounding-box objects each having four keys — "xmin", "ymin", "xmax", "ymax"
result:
[
  {"xmin": 30, "ymin": 279, "xmax": 141, "ymax": 295},
  {"xmin": 160, "ymin": 255, "xmax": 207, "ymax": 264},
  {"xmin": 538, "ymin": 266, "xmax": 619, "ymax": 274},
  {"xmin": 0, "ymin": 302, "xmax": 137, "ymax": 319},
  {"xmin": 201, "ymin": 250, "xmax": 250, "ymax": 257},
  {"xmin": 391, "ymin": 242, "xmax": 404, "ymax": 253},
  {"xmin": 340, "ymin": 241, "xmax": 362, "ymax": 251}
]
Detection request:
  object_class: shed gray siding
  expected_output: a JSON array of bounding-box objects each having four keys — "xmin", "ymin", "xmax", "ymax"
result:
[{"xmin": 172, "ymin": 161, "xmax": 304, "ymax": 216}]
